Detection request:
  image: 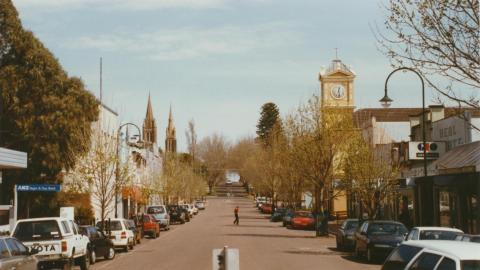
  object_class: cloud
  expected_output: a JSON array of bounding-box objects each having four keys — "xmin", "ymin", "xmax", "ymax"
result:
[
  {"xmin": 63, "ymin": 23, "xmax": 301, "ymax": 61},
  {"xmin": 13, "ymin": 0, "xmax": 266, "ymax": 11}
]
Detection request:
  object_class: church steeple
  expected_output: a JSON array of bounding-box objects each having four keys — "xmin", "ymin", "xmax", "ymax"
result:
[
  {"xmin": 143, "ymin": 94, "xmax": 157, "ymax": 145},
  {"xmin": 165, "ymin": 105, "xmax": 177, "ymax": 153}
]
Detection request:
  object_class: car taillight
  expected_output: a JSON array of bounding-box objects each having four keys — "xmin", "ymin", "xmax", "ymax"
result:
[
  {"xmin": 61, "ymin": 241, "xmax": 67, "ymax": 252},
  {"xmin": 121, "ymin": 231, "xmax": 127, "ymax": 239}
]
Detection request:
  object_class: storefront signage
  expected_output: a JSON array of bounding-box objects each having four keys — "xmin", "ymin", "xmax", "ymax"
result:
[
  {"xmin": 408, "ymin": 141, "xmax": 446, "ymax": 160},
  {"xmin": 16, "ymin": 184, "xmax": 61, "ymax": 192},
  {"xmin": 432, "ymin": 112, "xmax": 472, "ymax": 151}
]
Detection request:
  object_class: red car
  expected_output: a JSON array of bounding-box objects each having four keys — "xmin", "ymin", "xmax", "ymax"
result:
[
  {"xmin": 291, "ymin": 211, "xmax": 315, "ymax": 230},
  {"xmin": 260, "ymin": 204, "xmax": 273, "ymax": 214},
  {"xmin": 139, "ymin": 214, "xmax": 160, "ymax": 238}
]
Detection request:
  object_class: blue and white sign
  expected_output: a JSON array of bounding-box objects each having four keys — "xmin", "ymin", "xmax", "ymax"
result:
[{"xmin": 16, "ymin": 184, "xmax": 61, "ymax": 192}]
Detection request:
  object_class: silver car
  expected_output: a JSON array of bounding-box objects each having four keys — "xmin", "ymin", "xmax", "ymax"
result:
[
  {"xmin": 147, "ymin": 205, "xmax": 170, "ymax": 231},
  {"xmin": 0, "ymin": 236, "xmax": 38, "ymax": 270}
]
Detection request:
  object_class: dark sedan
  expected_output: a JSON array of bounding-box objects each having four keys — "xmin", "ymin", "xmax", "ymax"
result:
[
  {"xmin": 354, "ymin": 220, "xmax": 408, "ymax": 262},
  {"xmin": 167, "ymin": 205, "xmax": 186, "ymax": 224},
  {"xmin": 270, "ymin": 208, "xmax": 286, "ymax": 222},
  {"xmin": 336, "ymin": 219, "xmax": 359, "ymax": 250},
  {"xmin": 79, "ymin": 226, "xmax": 115, "ymax": 264}
]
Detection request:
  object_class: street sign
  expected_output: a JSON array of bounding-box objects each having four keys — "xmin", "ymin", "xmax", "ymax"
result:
[
  {"xmin": 16, "ymin": 184, "xmax": 61, "ymax": 192},
  {"xmin": 408, "ymin": 141, "xmax": 446, "ymax": 160}
]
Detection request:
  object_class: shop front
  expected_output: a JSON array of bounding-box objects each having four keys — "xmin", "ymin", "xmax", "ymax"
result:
[{"xmin": 413, "ymin": 141, "xmax": 480, "ymax": 234}]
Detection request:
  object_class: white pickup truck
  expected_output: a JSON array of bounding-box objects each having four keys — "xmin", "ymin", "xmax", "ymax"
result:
[{"xmin": 11, "ymin": 217, "xmax": 91, "ymax": 270}]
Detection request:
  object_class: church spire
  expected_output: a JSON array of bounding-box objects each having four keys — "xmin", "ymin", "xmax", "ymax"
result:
[
  {"xmin": 165, "ymin": 104, "xmax": 177, "ymax": 153},
  {"xmin": 143, "ymin": 94, "xmax": 157, "ymax": 145}
]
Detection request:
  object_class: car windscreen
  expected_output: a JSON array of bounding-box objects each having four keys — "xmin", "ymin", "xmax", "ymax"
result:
[
  {"xmin": 147, "ymin": 206, "xmax": 165, "ymax": 214},
  {"xmin": 13, "ymin": 220, "xmax": 62, "ymax": 241},
  {"xmin": 295, "ymin": 212, "xmax": 313, "ymax": 218},
  {"xmin": 367, "ymin": 223, "xmax": 407, "ymax": 236},
  {"xmin": 461, "ymin": 260, "xmax": 480, "ymax": 270},
  {"xmin": 419, "ymin": 230, "xmax": 460, "ymax": 240},
  {"xmin": 345, "ymin": 221, "xmax": 359, "ymax": 230},
  {"xmin": 96, "ymin": 221, "xmax": 123, "ymax": 231}
]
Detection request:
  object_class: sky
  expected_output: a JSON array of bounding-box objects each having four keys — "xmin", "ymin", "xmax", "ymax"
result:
[{"xmin": 12, "ymin": 0, "xmax": 434, "ymax": 151}]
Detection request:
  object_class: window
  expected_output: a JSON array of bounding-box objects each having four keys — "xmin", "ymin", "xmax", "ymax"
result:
[
  {"xmin": 368, "ymin": 223, "xmax": 408, "ymax": 236},
  {"xmin": 419, "ymin": 231, "xmax": 459, "ymax": 240},
  {"xmin": 69, "ymin": 221, "xmax": 77, "ymax": 234},
  {"xmin": 461, "ymin": 260, "xmax": 480, "ymax": 270},
  {"xmin": 96, "ymin": 221, "xmax": 123, "ymax": 231},
  {"xmin": 13, "ymin": 220, "xmax": 62, "ymax": 241},
  {"xmin": 407, "ymin": 229, "xmax": 419, "ymax": 240},
  {"xmin": 5, "ymin": 238, "xmax": 21, "ymax": 256},
  {"xmin": 0, "ymin": 239, "xmax": 10, "ymax": 259},
  {"xmin": 436, "ymin": 257, "xmax": 456, "ymax": 270},
  {"xmin": 382, "ymin": 245, "xmax": 422, "ymax": 270},
  {"xmin": 409, "ymin": 252, "xmax": 441, "ymax": 270},
  {"xmin": 62, "ymin": 221, "xmax": 71, "ymax": 234}
]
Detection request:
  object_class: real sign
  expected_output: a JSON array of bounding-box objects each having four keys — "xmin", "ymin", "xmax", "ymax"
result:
[
  {"xmin": 432, "ymin": 112, "xmax": 472, "ymax": 151},
  {"xmin": 408, "ymin": 141, "xmax": 446, "ymax": 160},
  {"xmin": 16, "ymin": 184, "xmax": 61, "ymax": 192}
]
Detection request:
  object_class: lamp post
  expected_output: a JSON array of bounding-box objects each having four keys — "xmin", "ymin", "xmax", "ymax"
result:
[
  {"xmin": 380, "ymin": 67, "xmax": 427, "ymax": 177},
  {"xmin": 115, "ymin": 123, "xmax": 142, "ymax": 218}
]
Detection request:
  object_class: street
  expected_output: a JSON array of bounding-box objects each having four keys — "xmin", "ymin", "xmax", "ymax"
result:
[{"xmin": 90, "ymin": 197, "xmax": 380, "ymax": 270}]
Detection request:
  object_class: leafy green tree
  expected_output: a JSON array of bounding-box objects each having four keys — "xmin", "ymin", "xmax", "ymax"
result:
[
  {"xmin": 256, "ymin": 102, "xmax": 280, "ymax": 146},
  {"xmin": 0, "ymin": 0, "xmax": 99, "ymax": 217}
]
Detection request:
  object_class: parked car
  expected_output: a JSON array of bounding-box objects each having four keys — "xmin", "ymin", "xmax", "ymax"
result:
[
  {"xmin": 137, "ymin": 214, "xmax": 160, "ymax": 239},
  {"xmin": 12, "ymin": 217, "xmax": 90, "ymax": 270},
  {"xmin": 0, "ymin": 236, "xmax": 38, "ymax": 270},
  {"xmin": 405, "ymin": 227, "xmax": 463, "ymax": 241},
  {"xmin": 455, "ymin": 234, "xmax": 480, "ymax": 243},
  {"xmin": 96, "ymin": 219, "xmax": 135, "ymax": 252},
  {"xmin": 270, "ymin": 208, "xmax": 286, "ymax": 222},
  {"xmin": 195, "ymin": 201, "xmax": 206, "ymax": 210},
  {"xmin": 354, "ymin": 220, "xmax": 408, "ymax": 262},
  {"xmin": 255, "ymin": 197, "xmax": 267, "ymax": 208},
  {"xmin": 79, "ymin": 226, "xmax": 115, "ymax": 264},
  {"xmin": 178, "ymin": 205, "xmax": 191, "ymax": 222},
  {"xmin": 190, "ymin": 204, "xmax": 199, "ymax": 215},
  {"xmin": 167, "ymin": 205, "xmax": 186, "ymax": 224},
  {"xmin": 382, "ymin": 240, "xmax": 480, "ymax": 270},
  {"xmin": 282, "ymin": 209, "xmax": 295, "ymax": 227},
  {"xmin": 260, "ymin": 204, "xmax": 273, "ymax": 214},
  {"xmin": 147, "ymin": 205, "xmax": 170, "ymax": 231},
  {"xmin": 336, "ymin": 219, "xmax": 359, "ymax": 250},
  {"xmin": 290, "ymin": 211, "xmax": 315, "ymax": 230},
  {"xmin": 181, "ymin": 204, "xmax": 194, "ymax": 218},
  {"xmin": 125, "ymin": 219, "xmax": 142, "ymax": 245}
]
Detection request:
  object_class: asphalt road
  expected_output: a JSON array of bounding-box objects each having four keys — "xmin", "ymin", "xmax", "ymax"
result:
[{"xmin": 90, "ymin": 197, "xmax": 381, "ymax": 270}]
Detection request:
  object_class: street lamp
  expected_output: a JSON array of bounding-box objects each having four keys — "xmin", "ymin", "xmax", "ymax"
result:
[
  {"xmin": 380, "ymin": 67, "xmax": 428, "ymax": 177},
  {"xmin": 115, "ymin": 123, "xmax": 143, "ymax": 218}
]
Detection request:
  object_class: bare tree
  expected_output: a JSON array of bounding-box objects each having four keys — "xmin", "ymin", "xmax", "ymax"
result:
[
  {"xmin": 197, "ymin": 134, "xmax": 229, "ymax": 194},
  {"xmin": 66, "ymin": 128, "xmax": 134, "ymax": 223},
  {"xmin": 342, "ymin": 134, "xmax": 400, "ymax": 220},
  {"xmin": 376, "ymin": 0, "xmax": 480, "ymax": 107}
]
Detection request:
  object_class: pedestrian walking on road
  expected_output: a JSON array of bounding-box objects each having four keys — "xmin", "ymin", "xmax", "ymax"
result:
[{"xmin": 233, "ymin": 206, "xmax": 239, "ymax": 225}]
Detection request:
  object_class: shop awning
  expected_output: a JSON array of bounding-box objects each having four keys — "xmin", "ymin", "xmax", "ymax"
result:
[
  {"xmin": 0, "ymin": 148, "xmax": 27, "ymax": 169},
  {"xmin": 431, "ymin": 141, "xmax": 480, "ymax": 175}
]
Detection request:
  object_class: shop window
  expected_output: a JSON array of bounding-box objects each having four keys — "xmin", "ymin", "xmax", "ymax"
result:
[
  {"xmin": 468, "ymin": 195, "xmax": 478, "ymax": 234},
  {"xmin": 439, "ymin": 190, "xmax": 458, "ymax": 228}
]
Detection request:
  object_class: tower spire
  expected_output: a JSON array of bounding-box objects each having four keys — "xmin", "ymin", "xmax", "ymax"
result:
[
  {"xmin": 165, "ymin": 104, "xmax": 177, "ymax": 154},
  {"xmin": 143, "ymin": 94, "xmax": 157, "ymax": 145}
]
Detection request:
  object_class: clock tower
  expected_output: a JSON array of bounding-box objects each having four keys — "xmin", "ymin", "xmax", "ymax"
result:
[{"xmin": 319, "ymin": 58, "xmax": 356, "ymax": 111}]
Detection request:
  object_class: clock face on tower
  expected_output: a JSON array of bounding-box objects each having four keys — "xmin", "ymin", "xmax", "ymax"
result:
[{"xmin": 330, "ymin": 84, "xmax": 346, "ymax": 100}]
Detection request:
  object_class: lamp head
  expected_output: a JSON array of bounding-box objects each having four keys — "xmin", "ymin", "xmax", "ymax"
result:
[{"xmin": 379, "ymin": 94, "xmax": 393, "ymax": 108}]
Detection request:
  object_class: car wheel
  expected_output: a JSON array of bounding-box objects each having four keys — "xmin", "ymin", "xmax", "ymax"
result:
[
  {"xmin": 336, "ymin": 238, "xmax": 342, "ymax": 250},
  {"xmin": 90, "ymin": 250, "xmax": 97, "ymax": 265},
  {"xmin": 63, "ymin": 259, "xmax": 73, "ymax": 270},
  {"xmin": 156, "ymin": 231, "xmax": 160, "ymax": 237},
  {"xmin": 79, "ymin": 254, "xmax": 90, "ymax": 270},
  {"xmin": 105, "ymin": 247, "xmax": 115, "ymax": 260},
  {"xmin": 137, "ymin": 237, "xmax": 141, "ymax": 244},
  {"xmin": 367, "ymin": 248, "xmax": 374, "ymax": 263}
]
